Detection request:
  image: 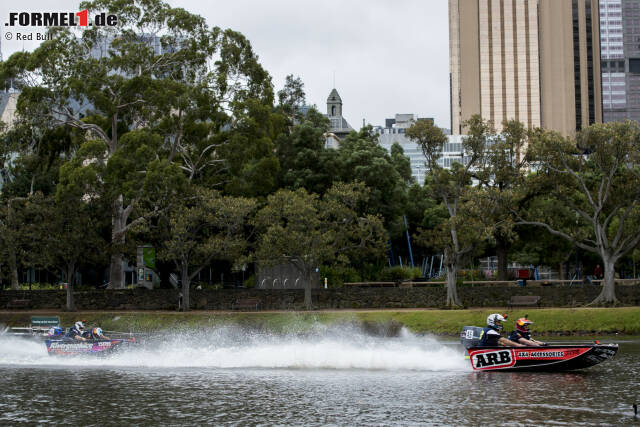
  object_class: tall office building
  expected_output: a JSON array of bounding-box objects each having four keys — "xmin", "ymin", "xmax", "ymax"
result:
[
  {"xmin": 450, "ymin": 0, "xmax": 602, "ymax": 136},
  {"xmin": 600, "ymin": 0, "xmax": 640, "ymax": 122}
]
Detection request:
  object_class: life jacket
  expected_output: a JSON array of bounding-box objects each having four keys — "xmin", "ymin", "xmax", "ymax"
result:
[
  {"xmin": 65, "ymin": 326, "xmax": 81, "ymax": 339},
  {"xmin": 508, "ymin": 331, "xmax": 531, "ymax": 342},
  {"xmin": 478, "ymin": 326, "xmax": 501, "ymax": 346}
]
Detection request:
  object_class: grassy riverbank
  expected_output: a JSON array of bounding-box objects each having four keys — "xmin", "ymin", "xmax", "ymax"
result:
[{"xmin": 2, "ymin": 308, "xmax": 640, "ymax": 335}]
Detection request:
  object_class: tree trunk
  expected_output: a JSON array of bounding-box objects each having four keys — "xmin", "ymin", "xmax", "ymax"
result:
[
  {"xmin": 589, "ymin": 256, "xmax": 618, "ymax": 305},
  {"xmin": 304, "ymin": 268, "xmax": 312, "ymax": 310},
  {"xmin": 181, "ymin": 264, "xmax": 190, "ymax": 311},
  {"xmin": 495, "ymin": 238, "xmax": 509, "ymax": 281},
  {"xmin": 108, "ymin": 252, "xmax": 124, "ymax": 289},
  {"xmin": 8, "ymin": 244, "xmax": 19, "ymax": 290},
  {"xmin": 445, "ymin": 264, "xmax": 461, "ymax": 307},
  {"xmin": 66, "ymin": 261, "xmax": 76, "ymax": 311},
  {"xmin": 108, "ymin": 197, "xmax": 126, "ymax": 289}
]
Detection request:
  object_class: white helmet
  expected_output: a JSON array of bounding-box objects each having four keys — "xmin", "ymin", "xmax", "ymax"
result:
[
  {"xmin": 75, "ymin": 321, "xmax": 85, "ymax": 331},
  {"xmin": 487, "ymin": 313, "xmax": 506, "ymax": 330}
]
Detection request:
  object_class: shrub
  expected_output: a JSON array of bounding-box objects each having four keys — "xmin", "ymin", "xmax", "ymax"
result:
[
  {"xmin": 379, "ymin": 266, "xmax": 422, "ymax": 282},
  {"xmin": 244, "ymin": 275, "xmax": 256, "ymax": 288},
  {"xmin": 20, "ymin": 282, "xmax": 58, "ymax": 290},
  {"xmin": 320, "ymin": 265, "xmax": 359, "ymax": 288},
  {"xmin": 458, "ymin": 269, "xmax": 485, "ymax": 281}
]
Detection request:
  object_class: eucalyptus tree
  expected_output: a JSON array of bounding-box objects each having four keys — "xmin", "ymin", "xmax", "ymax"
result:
[
  {"xmin": 406, "ymin": 116, "xmax": 490, "ymax": 306},
  {"xmin": 473, "ymin": 119, "xmax": 530, "ymax": 280},
  {"xmin": 522, "ymin": 121, "xmax": 640, "ymax": 304},
  {"xmin": 3, "ymin": 0, "xmax": 274, "ymax": 288},
  {"xmin": 277, "ymin": 74, "xmax": 307, "ymax": 126}
]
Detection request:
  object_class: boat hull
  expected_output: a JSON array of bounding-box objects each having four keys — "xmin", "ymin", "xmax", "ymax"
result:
[
  {"xmin": 467, "ymin": 344, "xmax": 618, "ymax": 371},
  {"xmin": 45, "ymin": 338, "xmax": 134, "ymax": 356}
]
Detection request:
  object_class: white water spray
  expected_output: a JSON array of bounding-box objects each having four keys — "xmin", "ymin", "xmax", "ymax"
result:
[{"xmin": 0, "ymin": 325, "xmax": 468, "ymax": 371}]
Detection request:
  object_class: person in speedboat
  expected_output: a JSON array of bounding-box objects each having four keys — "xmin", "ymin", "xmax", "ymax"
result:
[
  {"xmin": 87, "ymin": 327, "xmax": 110, "ymax": 340},
  {"xmin": 508, "ymin": 317, "xmax": 546, "ymax": 346},
  {"xmin": 478, "ymin": 313, "xmax": 525, "ymax": 347},
  {"xmin": 65, "ymin": 321, "xmax": 88, "ymax": 341}
]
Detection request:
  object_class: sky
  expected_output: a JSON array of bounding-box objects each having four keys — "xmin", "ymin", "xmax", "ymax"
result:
[{"xmin": 0, "ymin": 0, "xmax": 451, "ymax": 129}]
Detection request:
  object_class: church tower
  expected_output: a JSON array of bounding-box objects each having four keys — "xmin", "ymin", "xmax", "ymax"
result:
[
  {"xmin": 324, "ymin": 88, "xmax": 352, "ymax": 148},
  {"xmin": 327, "ymin": 88, "xmax": 342, "ymax": 117}
]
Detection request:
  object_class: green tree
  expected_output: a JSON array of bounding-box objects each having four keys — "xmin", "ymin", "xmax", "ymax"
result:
[
  {"xmin": 0, "ymin": 197, "xmax": 29, "ymax": 289},
  {"xmin": 255, "ymin": 182, "xmax": 386, "ymax": 308},
  {"xmin": 57, "ymin": 131, "xmax": 187, "ymax": 288},
  {"xmin": 522, "ymin": 121, "xmax": 640, "ymax": 304},
  {"xmin": 473, "ymin": 119, "xmax": 529, "ymax": 280},
  {"xmin": 0, "ymin": 118, "xmax": 66, "ymax": 289},
  {"xmin": 337, "ymin": 127, "xmax": 409, "ymax": 234},
  {"xmin": 27, "ymin": 192, "xmax": 107, "ymax": 310},
  {"xmin": 158, "ymin": 187, "xmax": 256, "ymax": 311},
  {"xmin": 407, "ymin": 117, "xmax": 490, "ymax": 306},
  {"xmin": 390, "ymin": 142, "xmax": 414, "ymax": 185},
  {"xmin": 277, "ymin": 74, "xmax": 306, "ymax": 126},
  {"xmin": 275, "ymin": 108, "xmax": 338, "ymax": 194},
  {"xmin": 4, "ymin": 0, "xmax": 274, "ymax": 287}
]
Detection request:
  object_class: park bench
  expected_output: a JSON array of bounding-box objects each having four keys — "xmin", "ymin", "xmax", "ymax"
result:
[
  {"xmin": 6, "ymin": 299, "xmax": 32, "ymax": 309},
  {"xmin": 232, "ymin": 297, "xmax": 261, "ymax": 311},
  {"xmin": 507, "ymin": 295, "xmax": 541, "ymax": 308}
]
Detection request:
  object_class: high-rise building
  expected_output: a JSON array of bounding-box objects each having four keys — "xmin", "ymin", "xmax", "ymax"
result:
[
  {"xmin": 600, "ymin": 0, "xmax": 640, "ymax": 123},
  {"xmin": 450, "ymin": 0, "xmax": 602, "ymax": 136}
]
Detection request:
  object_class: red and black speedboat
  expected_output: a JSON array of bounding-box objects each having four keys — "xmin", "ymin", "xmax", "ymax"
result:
[{"xmin": 461, "ymin": 326, "xmax": 618, "ymax": 371}]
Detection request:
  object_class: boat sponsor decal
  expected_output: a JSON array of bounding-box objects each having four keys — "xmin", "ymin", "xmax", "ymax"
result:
[
  {"xmin": 49, "ymin": 342, "xmax": 94, "ymax": 350},
  {"xmin": 470, "ymin": 349, "xmax": 516, "ymax": 370},
  {"xmin": 514, "ymin": 347, "xmax": 590, "ymax": 361},
  {"xmin": 517, "ymin": 351, "xmax": 564, "ymax": 358},
  {"xmin": 46, "ymin": 340, "xmax": 121, "ymax": 354}
]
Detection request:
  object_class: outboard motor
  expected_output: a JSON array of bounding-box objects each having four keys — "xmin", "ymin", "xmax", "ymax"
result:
[{"xmin": 460, "ymin": 326, "xmax": 484, "ymax": 349}]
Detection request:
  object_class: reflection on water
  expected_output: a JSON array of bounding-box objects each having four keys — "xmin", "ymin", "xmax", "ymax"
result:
[{"xmin": 0, "ymin": 326, "xmax": 638, "ymax": 426}]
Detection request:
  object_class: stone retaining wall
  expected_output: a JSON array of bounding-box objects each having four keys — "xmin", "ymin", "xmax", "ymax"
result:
[{"xmin": 2, "ymin": 284, "xmax": 639, "ymax": 310}]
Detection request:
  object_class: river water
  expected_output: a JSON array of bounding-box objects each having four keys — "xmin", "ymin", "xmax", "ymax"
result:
[{"xmin": 0, "ymin": 325, "xmax": 638, "ymax": 426}]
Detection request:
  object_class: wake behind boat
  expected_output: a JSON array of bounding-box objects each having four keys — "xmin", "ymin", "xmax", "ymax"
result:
[{"xmin": 461, "ymin": 326, "xmax": 618, "ymax": 371}]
